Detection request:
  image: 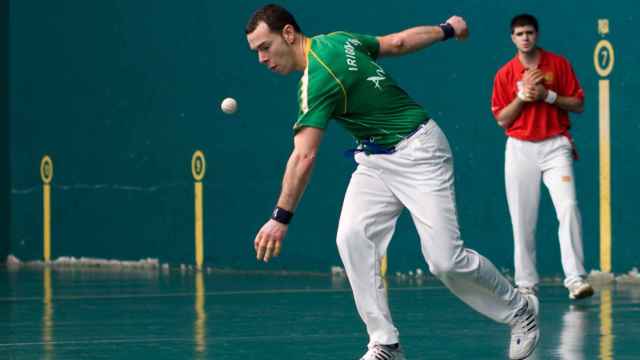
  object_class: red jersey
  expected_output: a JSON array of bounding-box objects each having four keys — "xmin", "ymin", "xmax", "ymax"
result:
[{"xmin": 491, "ymin": 48, "xmax": 584, "ymax": 141}]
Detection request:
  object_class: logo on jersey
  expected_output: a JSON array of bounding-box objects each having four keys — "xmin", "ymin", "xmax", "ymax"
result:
[
  {"xmin": 344, "ymin": 38, "xmax": 361, "ymax": 71},
  {"xmin": 367, "ymin": 61, "xmax": 386, "ymax": 90}
]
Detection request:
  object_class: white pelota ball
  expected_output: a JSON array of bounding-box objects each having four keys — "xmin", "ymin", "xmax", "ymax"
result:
[{"xmin": 220, "ymin": 97, "xmax": 238, "ymax": 114}]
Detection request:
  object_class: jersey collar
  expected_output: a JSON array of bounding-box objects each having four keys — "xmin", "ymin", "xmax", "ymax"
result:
[
  {"xmin": 302, "ymin": 37, "xmax": 312, "ymax": 70},
  {"xmin": 304, "ymin": 37, "xmax": 312, "ymax": 54},
  {"xmin": 514, "ymin": 47, "xmax": 548, "ymax": 73}
]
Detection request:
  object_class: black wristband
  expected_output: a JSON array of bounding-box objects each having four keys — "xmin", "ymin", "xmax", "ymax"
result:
[
  {"xmin": 439, "ymin": 23, "xmax": 455, "ymax": 41},
  {"xmin": 271, "ymin": 206, "xmax": 293, "ymax": 224}
]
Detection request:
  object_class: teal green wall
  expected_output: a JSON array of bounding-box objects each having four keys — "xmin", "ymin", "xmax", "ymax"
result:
[
  {"xmin": 9, "ymin": 1, "xmax": 638, "ymax": 274},
  {"xmin": 1, "ymin": 0, "xmax": 9, "ymax": 262}
]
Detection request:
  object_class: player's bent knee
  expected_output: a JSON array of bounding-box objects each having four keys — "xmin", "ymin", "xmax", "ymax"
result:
[
  {"xmin": 428, "ymin": 259, "xmax": 457, "ymax": 278},
  {"xmin": 428, "ymin": 249, "xmax": 477, "ymax": 278}
]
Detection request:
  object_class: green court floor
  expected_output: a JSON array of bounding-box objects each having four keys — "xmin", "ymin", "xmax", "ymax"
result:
[{"xmin": 1, "ymin": 267, "xmax": 639, "ymax": 359}]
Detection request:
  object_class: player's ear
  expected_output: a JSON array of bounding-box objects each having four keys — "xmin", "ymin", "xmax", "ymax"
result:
[{"xmin": 282, "ymin": 24, "xmax": 296, "ymax": 44}]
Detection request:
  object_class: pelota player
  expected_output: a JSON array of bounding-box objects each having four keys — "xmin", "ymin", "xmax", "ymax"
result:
[
  {"xmin": 247, "ymin": 4, "xmax": 539, "ymax": 359},
  {"xmin": 491, "ymin": 14, "xmax": 594, "ymax": 300}
]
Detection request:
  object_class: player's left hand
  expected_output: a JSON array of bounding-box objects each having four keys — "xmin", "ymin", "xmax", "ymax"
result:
[{"xmin": 254, "ymin": 219, "xmax": 287, "ymax": 262}]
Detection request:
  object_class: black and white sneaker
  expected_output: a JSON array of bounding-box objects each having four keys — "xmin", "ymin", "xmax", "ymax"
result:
[
  {"xmin": 359, "ymin": 343, "xmax": 406, "ymax": 360},
  {"xmin": 509, "ymin": 294, "xmax": 540, "ymax": 360}
]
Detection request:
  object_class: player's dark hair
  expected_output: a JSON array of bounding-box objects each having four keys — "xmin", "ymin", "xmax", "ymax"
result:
[
  {"xmin": 245, "ymin": 4, "xmax": 301, "ymax": 34},
  {"xmin": 510, "ymin": 14, "xmax": 539, "ymax": 33}
]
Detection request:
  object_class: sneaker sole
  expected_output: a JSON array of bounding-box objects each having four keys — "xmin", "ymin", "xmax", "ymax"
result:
[{"xmin": 511, "ymin": 334, "xmax": 540, "ymax": 360}]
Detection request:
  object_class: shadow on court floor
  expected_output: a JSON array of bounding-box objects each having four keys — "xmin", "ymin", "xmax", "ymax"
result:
[{"xmin": 1, "ymin": 267, "xmax": 639, "ymax": 359}]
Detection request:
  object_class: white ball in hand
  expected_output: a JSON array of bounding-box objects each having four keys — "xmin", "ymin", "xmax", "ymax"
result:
[{"xmin": 220, "ymin": 97, "xmax": 238, "ymax": 114}]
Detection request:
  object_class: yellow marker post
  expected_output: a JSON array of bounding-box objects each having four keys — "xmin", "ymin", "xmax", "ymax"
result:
[
  {"xmin": 380, "ymin": 254, "xmax": 389, "ymax": 290},
  {"xmin": 40, "ymin": 156, "xmax": 53, "ymax": 262},
  {"xmin": 594, "ymin": 20, "xmax": 614, "ymax": 273},
  {"xmin": 380, "ymin": 254, "xmax": 388, "ymax": 277},
  {"xmin": 598, "ymin": 79, "xmax": 612, "ymax": 273},
  {"xmin": 192, "ymin": 151, "xmax": 206, "ymax": 270}
]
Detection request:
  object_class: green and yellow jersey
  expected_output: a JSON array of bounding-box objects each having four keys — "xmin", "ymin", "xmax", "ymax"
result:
[{"xmin": 294, "ymin": 31, "xmax": 428, "ymax": 148}]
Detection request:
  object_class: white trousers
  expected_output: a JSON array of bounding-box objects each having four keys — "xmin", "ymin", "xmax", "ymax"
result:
[
  {"xmin": 505, "ymin": 135, "xmax": 586, "ymax": 289},
  {"xmin": 337, "ymin": 120, "xmax": 524, "ymax": 346}
]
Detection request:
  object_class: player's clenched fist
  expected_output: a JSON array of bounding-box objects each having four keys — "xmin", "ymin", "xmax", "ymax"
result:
[
  {"xmin": 521, "ymin": 69, "xmax": 547, "ymax": 101},
  {"xmin": 445, "ymin": 16, "xmax": 469, "ymax": 40}
]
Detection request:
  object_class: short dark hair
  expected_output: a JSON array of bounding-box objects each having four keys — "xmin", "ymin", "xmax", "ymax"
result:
[
  {"xmin": 245, "ymin": 4, "xmax": 301, "ymax": 34},
  {"xmin": 510, "ymin": 14, "xmax": 539, "ymax": 33}
]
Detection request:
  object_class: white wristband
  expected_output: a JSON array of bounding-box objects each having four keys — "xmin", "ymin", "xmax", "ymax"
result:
[
  {"xmin": 545, "ymin": 90, "xmax": 558, "ymax": 104},
  {"xmin": 517, "ymin": 89, "xmax": 528, "ymax": 101}
]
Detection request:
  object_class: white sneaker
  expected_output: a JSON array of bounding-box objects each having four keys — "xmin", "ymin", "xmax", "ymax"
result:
[
  {"xmin": 567, "ymin": 280, "xmax": 594, "ymax": 300},
  {"xmin": 359, "ymin": 344, "xmax": 406, "ymax": 360},
  {"xmin": 509, "ymin": 294, "xmax": 540, "ymax": 360}
]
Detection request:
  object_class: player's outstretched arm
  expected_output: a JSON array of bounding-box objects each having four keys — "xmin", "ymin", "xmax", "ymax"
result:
[
  {"xmin": 377, "ymin": 16, "xmax": 468, "ymax": 57},
  {"xmin": 254, "ymin": 127, "xmax": 324, "ymax": 262},
  {"xmin": 277, "ymin": 127, "xmax": 323, "ymax": 212}
]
